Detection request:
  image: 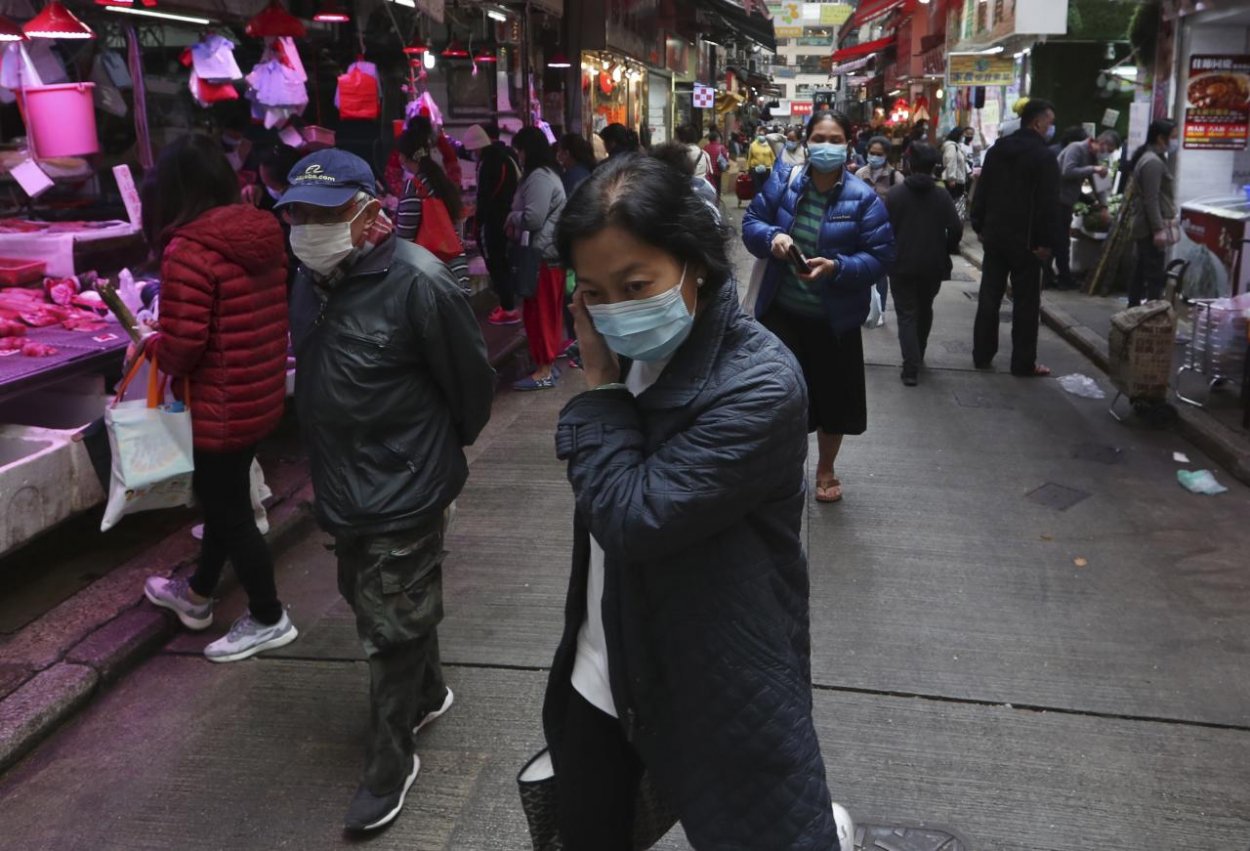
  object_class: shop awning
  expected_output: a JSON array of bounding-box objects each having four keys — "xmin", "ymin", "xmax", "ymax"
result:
[
  {"xmin": 843, "ymin": 0, "xmax": 906, "ymax": 31},
  {"xmin": 695, "ymin": 0, "xmax": 776, "ymax": 52},
  {"xmin": 830, "ymin": 35, "xmax": 894, "ymax": 63},
  {"xmin": 826, "ymin": 54, "xmax": 876, "ymax": 75}
]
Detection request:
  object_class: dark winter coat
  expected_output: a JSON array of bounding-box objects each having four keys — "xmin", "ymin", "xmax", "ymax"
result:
[
  {"xmin": 741, "ymin": 162, "xmax": 895, "ymax": 333},
  {"xmin": 289, "ymin": 235, "xmax": 495, "ymax": 535},
  {"xmin": 543, "ymin": 284, "xmax": 837, "ymax": 849},
  {"xmin": 150, "ymin": 204, "xmax": 288, "ymax": 453},
  {"xmin": 885, "ymin": 173, "xmax": 964, "ymax": 279},
  {"xmin": 970, "ymin": 127, "xmax": 1062, "ymax": 254}
]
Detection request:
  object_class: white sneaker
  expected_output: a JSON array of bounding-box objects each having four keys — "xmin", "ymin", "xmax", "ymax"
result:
[
  {"xmin": 414, "ymin": 687, "xmax": 455, "ymax": 735},
  {"xmin": 204, "ymin": 610, "xmax": 298, "ymax": 663},
  {"xmin": 832, "ymin": 801, "xmax": 855, "ymax": 851},
  {"xmin": 144, "ymin": 576, "xmax": 213, "ymax": 631}
]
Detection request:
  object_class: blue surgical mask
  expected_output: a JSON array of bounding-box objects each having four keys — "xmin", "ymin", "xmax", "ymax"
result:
[
  {"xmin": 1045, "ymin": 125, "xmax": 1056, "ymax": 141},
  {"xmin": 807, "ymin": 142, "xmax": 848, "ymax": 173},
  {"xmin": 1167, "ymin": 138, "xmax": 1179, "ymax": 154},
  {"xmin": 585, "ymin": 264, "xmax": 694, "ymax": 362},
  {"xmin": 867, "ymin": 154, "xmax": 887, "ymax": 168},
  {"xmin": 785, "ymin": 141, "xmax": 798, "ymax": 152}
]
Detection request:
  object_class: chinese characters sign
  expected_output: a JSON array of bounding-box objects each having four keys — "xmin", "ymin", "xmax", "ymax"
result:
[
  {"xmin": 947, "ymin": 55, "xmax": 1015, "ymax": 87},
  {"xmin": 1183, "ymin": 54, "xmax": 1250, "ymax": 151}
]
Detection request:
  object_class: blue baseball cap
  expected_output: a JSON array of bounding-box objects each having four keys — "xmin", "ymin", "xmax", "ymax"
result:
[{"xmin": 274, "ymin": 148, "xmax": 377, "ymax": 209}]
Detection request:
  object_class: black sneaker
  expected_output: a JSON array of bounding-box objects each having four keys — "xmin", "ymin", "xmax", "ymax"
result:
[
  {"xmin": 901, "ymin": 371, "xmax": 918, "ymax": 387},
  {"xmin": 344, "ymin": 755, "xmax": 420, "ymax": 833},
  {"xmin": 414, "ymin": 687, "xmax": 454, "ymax": 735}
]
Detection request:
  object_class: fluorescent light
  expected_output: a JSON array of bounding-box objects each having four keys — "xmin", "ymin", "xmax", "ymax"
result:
[
  {"xmin": 888, "ymin": 88, "xmax": 901, "ymax": 96},
  {"xmin": 486, "ymin": 9, "xmax": 506, "ymax": 21},
  {"xmin": 981, "ymin": 45, "xmax": 1004, "ymax": 54},
  {"xmin": 104, "ymin": 5, "xmax": 211, "ymax": 24},
  {"xmin": 1111, "ymin": 66, "xmax": 1138, "ymax": 79},
  {"xmin": 391, "ymin": 0, "xmax": 415, "ymax": 7}
]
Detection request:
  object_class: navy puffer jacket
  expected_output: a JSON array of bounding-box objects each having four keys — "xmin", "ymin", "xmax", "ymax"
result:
[
  {"xmin": 544, "ymin": 284, "xmax": 837, "ymax": 849},
  {"xmin": 742, "ymin": 163, "xmax": 895, "ymax": 333}
]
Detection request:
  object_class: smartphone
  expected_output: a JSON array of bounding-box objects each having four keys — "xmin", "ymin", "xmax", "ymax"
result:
[{"xmin": 787, "ymin": 245, "xmax": 811, "ymax": 274}]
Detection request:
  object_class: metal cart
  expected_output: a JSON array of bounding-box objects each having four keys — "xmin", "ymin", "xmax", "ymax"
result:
[{"xmin": 1175, "ymin": 298, "xmax": 1249, "ymax": 407}]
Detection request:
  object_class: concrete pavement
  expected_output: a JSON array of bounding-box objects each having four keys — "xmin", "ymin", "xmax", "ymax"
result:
[{"xmin": 1, "ymin": 215, "xmax": 1249, "ymax": 850}]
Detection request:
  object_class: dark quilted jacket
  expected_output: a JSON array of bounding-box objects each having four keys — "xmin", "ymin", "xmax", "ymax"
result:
[
  {"xmin": 741, "ymin": 163, "xmax": 895, "ymax": 333},
  {"xmin": 149, "ymin": 204, "xmax": 288, "ymax": 452},
  {"xmin": 544, "ymin": 284, "xmax": 836, "ymax": 849}
]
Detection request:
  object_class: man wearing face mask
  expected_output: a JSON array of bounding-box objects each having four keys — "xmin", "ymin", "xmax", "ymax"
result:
[
  {"xmin": 1054, "ymin": 130, "xmax": 1121, "ymax": 290},
  {"xmin": 278, "ymin": 149, "xmax": 495, "ymax": 834},
  {"xmin": 970, "ymin": 98, "xmax": 1061, "ymax": 377}
]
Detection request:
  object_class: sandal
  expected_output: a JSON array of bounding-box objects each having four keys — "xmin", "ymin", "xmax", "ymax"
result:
[{"xmin": 815, "ymin": 477, "xmax": 843, "ymax": 503}]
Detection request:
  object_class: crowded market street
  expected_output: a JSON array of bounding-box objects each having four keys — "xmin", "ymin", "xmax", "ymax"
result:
[{"xmin": 1, "ymin": 210, "xmax": 1248, "ymax": 850}]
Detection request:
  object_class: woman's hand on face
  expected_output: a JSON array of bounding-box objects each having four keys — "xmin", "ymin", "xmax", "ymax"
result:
[
  {"xmin": 770, "ymin": 232, "xmax": 794, "ymax": 259},
  {"xmin": 798, "ymin": 256, "xmax": 838, "ymax": 282},
  {"xmin": 571, "ymin": 290, "xmax": 620, "ymax": 389}
]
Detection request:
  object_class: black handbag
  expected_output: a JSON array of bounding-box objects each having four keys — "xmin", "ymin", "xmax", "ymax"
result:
[
  {"xmin": 517, "ymin": 749, "xmax": 680, "ymax": 851},
  {"xmin": 508, "ymin": 239, "xmax": 542, "ymax": 300}
]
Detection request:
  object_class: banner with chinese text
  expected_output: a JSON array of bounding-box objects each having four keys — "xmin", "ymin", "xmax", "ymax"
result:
[
  {"xmin": 1183, "ymin": 54, "xmax": 1250, "ymax": 150},
  {"xmin": 947, "ymin": 55, "xmax": 1015, "ymax": 87}
]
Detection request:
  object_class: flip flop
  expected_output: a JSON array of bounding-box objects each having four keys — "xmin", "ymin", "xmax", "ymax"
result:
[{"xmin": 815, "ymin": 477, "xmax": 843, "ymax": 503}]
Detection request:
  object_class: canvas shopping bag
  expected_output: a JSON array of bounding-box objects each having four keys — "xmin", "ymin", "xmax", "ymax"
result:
[{"xmin": 100, "ymin": 355, "xmax": 195, "ymax": 532}]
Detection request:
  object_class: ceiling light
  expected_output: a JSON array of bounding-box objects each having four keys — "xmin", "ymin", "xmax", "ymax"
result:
[
  {"xmin": 441, "ymin": 38, "xmax": 468, "ymax": 58},
  {"xmin": 0, "ymin": 15, "xmax": 26, "ymax": 40},
  {"xmin": 313, "ymin": 0, "xmax": 350, "ymax": 23},
  {"xmin": 486, "ymin": 9, "xmax": 506, "ymax": 22},
  {"xmin": 548, "ymin": 50, "xmax": 572, "ymax": 69},
  {"xmin": 612, "ymin": 65, "xmax": 623, "ymax": 82},
  {"xmin": 888, "ymin": 88, "xmax": 901, "ymax": 96},
  {"xmin": 103, "ymin": 5, "xmax": 212, "ymax": 24},
  {"xmin": 474, "ymin": 44, "xmax": 497, "ymax": 63},
  {"xmin": 403, "ymin": 36, "xmax": 427, "ymax": 55},
  {"xmin": 981, "ymin": 45, "xmax": 1004, "ymax": 54},
  {"xmin": 23, "ymin": 2, "xmax": 94, "ymax": 39},
  {"xmin": 391, "ymin": 0, "xmax": 415, "ymax": 6},
  {"xmin": 422, "ymin": 50, "xmax": 435, "ymax": 69},
  {"xmin": 935, "ymin": 88, "xmax": 943, "ymax": 99},
  {"xmin": 245, "ymin": 0, "xmax": 305, "ymax": 38}
]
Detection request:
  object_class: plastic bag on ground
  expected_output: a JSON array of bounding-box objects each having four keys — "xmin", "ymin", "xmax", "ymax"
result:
[
  {"xmin": 1058, "ymin": 373, "xmax": 1106, "ymax": 399},
  {"xmin": 1177, "ymin": 469, "xmax": 1228, "ymax": 496}
]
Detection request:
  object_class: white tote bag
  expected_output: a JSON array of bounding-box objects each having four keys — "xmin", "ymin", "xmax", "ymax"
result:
[
  {"xmin": 101, "ymin": 356, "xmax": 195, "ymax": 532},
  {"xmin": 742, "ymin": 165, "xmax": 805, "ymax": 317}
]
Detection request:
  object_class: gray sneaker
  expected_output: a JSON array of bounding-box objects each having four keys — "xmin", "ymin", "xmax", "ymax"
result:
[
  {"xmin": 144, "ymin": 576, "xmax": 213, "ymax": 631},
  {"xmin": 204, "ymin": 610, "xmax": 298, "ymax": 663}
]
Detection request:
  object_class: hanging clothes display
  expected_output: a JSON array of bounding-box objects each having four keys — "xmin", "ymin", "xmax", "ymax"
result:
[
  {"xmin": 245, "ymin": 37, "xmax": 308, "ymax": 129},
  {"xmin": 335, "ymin": 59, "xmax": 379, "ymax": 120},
  {"xmin": 189, "ymin": 33, "xmax": 243, "ymax": 82},
  {"xmin": 126, "ymin": 26, "xmax": 153, "ymax": 170}
]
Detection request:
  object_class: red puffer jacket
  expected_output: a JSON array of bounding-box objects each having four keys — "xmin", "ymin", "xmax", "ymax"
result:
[{"xmin": 148, "ymin": 204, "xmax": 289, "ymax": 453}]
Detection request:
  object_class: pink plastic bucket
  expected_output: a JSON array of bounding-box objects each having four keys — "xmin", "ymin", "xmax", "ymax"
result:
[{"xmin": 21, "ymin": 82, "xmax": 99, "ymax": 158}]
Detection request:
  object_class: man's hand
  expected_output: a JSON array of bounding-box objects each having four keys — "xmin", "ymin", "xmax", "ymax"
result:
[
  {"xmin": 770, "ymin": 232, "xmax": 794, "ymax": 259},
  {"xmin": 1033, "ymin": 247, "xmax": 1053, "ymax": 262},
  {"xmin": 570, "ymin": 290, "xmax": 620, "ymax": 390},
  {"xmin": 1095, "ymin": 165, "xmax": 1110, "ymax": 178},
  {"xmin": 798, "ymin": 256, "xmax": 837, "ymax": 282},
  {"xmin": 1153, "ymin": 229, "xmax": 1169, "ymax": 249}
]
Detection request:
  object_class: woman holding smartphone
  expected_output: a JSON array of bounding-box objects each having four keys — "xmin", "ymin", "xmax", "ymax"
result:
[{"xmin": 742, "ymin": 110, "xmax": 895, "ymax": 504}]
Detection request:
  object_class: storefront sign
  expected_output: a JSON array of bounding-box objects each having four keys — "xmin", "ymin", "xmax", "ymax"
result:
[
  {"xmin": 947, "ymin": 55, "xmax": 1015, "ymax": 87},
  {"xmin": 1183, "ymin": 54, "xmax": 1250, "ymax": 150},
  {"xmin": 819, "ymin": 4, "xmax": 852, "ymax": 25},
  {"xmin": 113, "ymin": 165, "xmax": 142, "ymax": 228},
  {"xmin": 775, "ymin": 25, "xmax": 803, "ymax": 38},
  {"xmin": 791, "ymin": 100, "xmax": 813, "ymax": 116},
  {"xmin": 693, "ymin": 84, "xmax": 715, "ymax": 108}
]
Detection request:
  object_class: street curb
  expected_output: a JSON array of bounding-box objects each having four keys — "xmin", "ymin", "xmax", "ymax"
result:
[
  {"xmin": 0, "ymin": 480, "xmax": 317, "ymax": 776},
  {"xmin": 960, "ymin": 243, "xmax": 1250, "ymax": 486}
]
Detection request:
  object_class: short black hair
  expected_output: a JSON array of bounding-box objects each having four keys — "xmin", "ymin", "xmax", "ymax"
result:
[
  {"xmin": 675, "ymin": 125, "xmax": 699, "ymax": 145},
  {"xmin": 483, "ymin": 122, "xmax": 502, "ymax": 140},
  {"xmin": 907, "ymin": 142, "xmax": 940, "ymax": 176},
  {"xmin": 513, "ymin": 126, "xmax": 556, "ymax": 174},
  {"xmin": 650, "ymin": 141, "xmax": 696, "ymax": 176},
  {"xmin": 556, "ymin": 154, "xmax": 733, "ymax": 297},
  {"xmin": 149, "ymin": 134, "xmax": 240, "ymax": 249},
  {"xmin": 1020, "ymin": 98, "xmax": 1055, "ymax": 127},
  {"xmin": 867, "ymin": 135, "xmax": 891, "ymax": 154},
  {"xmin": 707, "ymin": 129, "xmax": 720, "ymax": 141},
  {"xmin": 806, "ymin": 110, "xmax": 853, "ymax": 141},
  {"xmin": 600, "ymin": 123, "xmax": 631, "ymax": 151},
  {"xmin": 258, "ymin": 144, "xmax": 301, "ymax": 186},
  {"xmin": 945, "ymin": 126, "xmax": 965, "ymax": 143}
]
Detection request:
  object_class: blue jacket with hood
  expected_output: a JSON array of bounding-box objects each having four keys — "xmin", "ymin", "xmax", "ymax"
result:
[{"xmin": 742, "ymin": 162, "xmax": 895, "ymax": 332}]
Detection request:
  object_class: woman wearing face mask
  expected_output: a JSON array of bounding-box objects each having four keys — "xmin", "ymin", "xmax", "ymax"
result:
[
  {"xmin": 746, "ymin": 127, "xmax": 776, "ymax": 195},
  {"xmin": 780, "ymin": 127, "xmax": 807, "ymax": 168},
  {"xmin": 854, "ymin": 136, "xmax": 902, "ymax": 328},
  {"xmin": 141, "ymin": 134, "xmax": 297, "ymax": 663},
  {"xmin": 742, "ymin": 110, "xmax": 895, "ymax": 504},
  {"xmin": 395, "ymin": 119, "xmax": 470, "ymax": 292},
  {"xmin": 508, "ymin": 126, "xmax": 567, "ymax": 390},
  {"xmin": 941, "ymin": 127, "xmax": 971, "ymax": 201},
  {"xmin": 1126, "ymin": 119, "xmax": 1180, "ymax": 307},
  {"xmin": 541, "ymin": 153, "xmax": 854, "ymax": 851}
]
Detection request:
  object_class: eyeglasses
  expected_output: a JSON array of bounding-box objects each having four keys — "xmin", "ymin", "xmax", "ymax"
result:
[{"xmin": 282, "ymin": 198, "xmax": 362, "ymax": 226}]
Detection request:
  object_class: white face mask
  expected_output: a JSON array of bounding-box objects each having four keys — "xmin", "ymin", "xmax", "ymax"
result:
[{"xmin": 290, "ymin": 204, "xmax": 367, "ymax": 276}]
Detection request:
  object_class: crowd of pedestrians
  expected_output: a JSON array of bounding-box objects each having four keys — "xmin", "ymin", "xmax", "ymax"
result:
[{"xmin": 130, "ymin": 96, "xmax": 1179, "ymax": 847}]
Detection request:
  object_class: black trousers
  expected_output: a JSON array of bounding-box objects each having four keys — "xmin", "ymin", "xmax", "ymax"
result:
[
  {"xmin": 336, "ymin": 517, "xmax": 447, "ymax": 794},
  {"xmin": 479, "ymin": 218, "xmax": 516, "ymax": 311},
  {"xmin": 893, "ymin": 275, "xmax": 942, "ymax": 375},
  {"xmin": 555, "ymin": 689, "xmax": 644, "ymax": 850},
  {"xmin": 1055, "ymin": 204, "xmax": 1075, "ymax": 285},
  {"xmin": 1129, "ymin": 236, "xmax": 1166, "ymax": 307},
  {"xmin": 188, "ymin": 446, "xmax": 281, "ymax": 625},
  {"xmin": 973, "ymin": 243, "xmax": 1043, "ymax": 374}
]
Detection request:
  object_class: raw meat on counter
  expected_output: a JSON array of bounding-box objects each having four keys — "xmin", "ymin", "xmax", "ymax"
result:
[
  {"xmin": 0, "ymin": 283, "xmax": 111, "ymax": 332},
  {"xmin": 0, "ymin": 338, "xmax": 57, "ymax": 356},
  {"xmin": 0, "ymin": 318, "xmax": 25, "ymax": 337}
]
